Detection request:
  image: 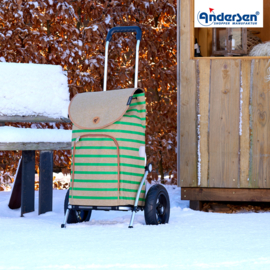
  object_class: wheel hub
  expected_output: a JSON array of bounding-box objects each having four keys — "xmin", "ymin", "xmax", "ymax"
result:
[{"xmin": 156, "ymin": 196, "xmax": 166, "ymax": 224}]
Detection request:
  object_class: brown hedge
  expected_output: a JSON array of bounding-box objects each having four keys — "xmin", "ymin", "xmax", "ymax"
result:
[{"xmin": 0, "ymin": 0, "xmax": 177, "ymax": 187}]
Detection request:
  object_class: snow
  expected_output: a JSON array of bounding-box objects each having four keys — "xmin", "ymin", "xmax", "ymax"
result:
[
  {"xmin": 105, "ymin": 15, "xmax": 111, "ymax": 24},
  {"xmin": 239, "ymin": 72, "xmax": 243, "ymax": 136},
  {"xmin": 0, "ymin": 63, "xmax": 69, "ymax": 118},
  {"xmin": 6, "ymin": 30, "xmax": 12, "ymax": 37},
  {"xmin": 144, "ymin": 2, "xmax": 150, "ymax": 8},
  {"xmin": 267, "ymin": 67, "xmax": 270, "ymax": 82},
  {"xmin": 197, "ymin": 76, "xmax": 201, "ymax": 186},
  {"xmin": 1, "ymin": 182, "xmax": 270, "ymax": 269},
  {"xmin": 0, "ymin": 126, "xmax": 72, "ymax": 143},
  {"xmin": 197, "ymin": 114, "xmax": 201, "ymax": 186},
  {"xmin": 92, "ymin": 25, "xmax": 98, "ymax": 31},
  {"xmin": 85, "ymin": 25, "xmax": 98, "ymax": 31},
  {"xmin": 130, "ymin": 3, "xmax": 135, "ymax": 11},
  {"xmin": 30, "ymin": 1, "xmax": 39, "ymax": 8}
]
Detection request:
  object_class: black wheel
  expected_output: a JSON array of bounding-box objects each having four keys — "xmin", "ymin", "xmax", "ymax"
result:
[
  {"xmin": 144, "ymin": 184, "xmax": 170, "ymax": 225},
  {"xmin": 64, "ymin": 189, "xmax": 92, "ymax": 224}
]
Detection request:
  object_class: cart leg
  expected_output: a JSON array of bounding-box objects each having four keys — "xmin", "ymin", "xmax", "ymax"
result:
[
  {"xmin": 128, "ymin": 166, "xmax": 150, "ymax": 228},
  {"xmin": 61, "ymin": 208, "xmax": 70, "ymax": 228},
  {"xmin": 129, "ymin": 211, "xmax": 136, "ymax": 228}
]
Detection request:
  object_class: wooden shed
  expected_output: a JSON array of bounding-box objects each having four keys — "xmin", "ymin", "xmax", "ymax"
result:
[{"xmin": 177, "ymin": 0, "xmax": 270, "ymax": 208}]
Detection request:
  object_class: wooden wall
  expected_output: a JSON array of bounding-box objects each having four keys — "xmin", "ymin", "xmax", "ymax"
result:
[
  {"xmin": 180, "ymin": 57, "xmax": 270, "ymax": 189},
  {"xmin": 249, "ymin": 0, "xmax": 270, "ymax": 42},
  {"xmin": 178, "ymin": 0, "xmax": 270, "ymax": 189}
]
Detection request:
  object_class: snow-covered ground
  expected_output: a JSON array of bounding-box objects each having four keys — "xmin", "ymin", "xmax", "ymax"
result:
[{"xmin": 1, "ymin": 184, "xmax": 270, "ymax": 270}]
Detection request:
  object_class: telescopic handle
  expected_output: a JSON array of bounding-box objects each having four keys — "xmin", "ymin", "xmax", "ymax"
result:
[
  {"xmin": 106, "ymin": 26, "xmax": 142, "ymax": 42},
  {"xmin": 103, "ymin": 26, "xmax": 141, "ymax": 92}
]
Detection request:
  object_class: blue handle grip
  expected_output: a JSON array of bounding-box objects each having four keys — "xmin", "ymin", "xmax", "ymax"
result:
[{"xmin": 106, "ymin": 26, "xmax": 142, "ymax": 42}]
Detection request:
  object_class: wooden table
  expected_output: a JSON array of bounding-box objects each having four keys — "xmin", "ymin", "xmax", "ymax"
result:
[{"xmin": 0, "ymin": 116, "xmax": 71, "ymax": 216}]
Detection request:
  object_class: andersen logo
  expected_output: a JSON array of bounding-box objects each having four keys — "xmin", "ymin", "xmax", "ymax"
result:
[{"xmin": 197, "ymin": 8, "xmax": 260, "ymax": 26}]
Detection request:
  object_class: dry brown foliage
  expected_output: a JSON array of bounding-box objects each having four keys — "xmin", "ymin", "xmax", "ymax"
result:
[{"xmin": 0, "ymin": 0, "xmax": 177, "ymax": 188}]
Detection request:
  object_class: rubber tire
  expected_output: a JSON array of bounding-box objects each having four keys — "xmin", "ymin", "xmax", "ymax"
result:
[
  {"xmin": 144, "ymin": 184, "xmax": 170, "ymax": 225},
  {"xmin": 64, "ymin": 189, "xmax": 92, "ymax": 224}
]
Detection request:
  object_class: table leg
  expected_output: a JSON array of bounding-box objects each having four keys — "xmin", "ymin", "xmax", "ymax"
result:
[
  {"xmin": 39, "ymin": 151, "xmax": 53, "ymax": 215},
  {"xmin": 21, "ymin": 151, "xmax": 35, "ymax": 217},
  {"xmin": 8, "ymin": 158, "xmax": 22, "ymax": 209}
]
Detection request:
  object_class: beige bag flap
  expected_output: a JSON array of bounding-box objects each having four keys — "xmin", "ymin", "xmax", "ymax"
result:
[{"xmin": 69, "ymin": 88, "xmax": 143, "ymax": 130}]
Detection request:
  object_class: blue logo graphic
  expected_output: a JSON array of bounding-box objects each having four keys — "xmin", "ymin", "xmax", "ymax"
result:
[
  {"xmin": 197, "ymin": 8, "xmax": 259, "ymax": 26},
  {"xmin": 197, "ymin": 11, "xmax": 215, "ymax": 26}
]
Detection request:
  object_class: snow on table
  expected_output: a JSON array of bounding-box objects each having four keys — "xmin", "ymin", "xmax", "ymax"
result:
[
  {"xmin": 0, "ymin": 126, "xmax": 72, "ymax": 142},
  {"xmin": 0, "ymin": 63, "xmax": 69, "ymax": 118},
  {"xmin": 1, "ymin": 182, "xmax": 270, "ymax": 269}
]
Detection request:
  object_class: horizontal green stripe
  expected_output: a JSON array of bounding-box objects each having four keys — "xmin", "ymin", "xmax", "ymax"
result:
[
  {"xmin": 121, "ymin": 155, "xmax": 145, "ymax": 160},
  {"xmin": 129, "ymin": 101, "xmax": 146, "ymax": 107},
  {"xmin": 114, "ymin": 121, "xmax": 145, "ymax": 128},
  {"xmin": 73, "ymin": 163, "xmax": 145, "ymax": 169},
  {"xmin": 70, "ymin": 179, "xmax": 145, "ymax": 185},
  {"xmin": 72, "ymin": 146, "xmax": 139, "ymax": 151},
  {"xmin": 123, "ymin": 115, "xmax": 146, "ymax": 121},
  {"xmin": 72, "ymin": 171, "xmax": 117, "ymax": 175},
  {"xmin": 72, "ymin": 138, "xmax": 114, "ymax": 142},
  {"xmin": 117, "ymin": 138, "xmax": 145, "ymax": 144},
  {"xmin": 73, "ymin": 163, "xmax": 118, "ymax": 166},
  {"xmin": 72, "ymin": 188, "xmax": 118, "ymax": 191},
  {"xmin": 119, "ymin": 196, "xmax": 145, "ymax": 201},
  {"xmin": 70, "ymin": 196, "xmax": 118, "ymax": 200},
  {"xmin": 133, "ymin": 93, "xmax": 145, "ymax": 97},
  {"xmin": 120, "ymin": 172, "xmax": 144, "ymax": 177},
  {"xmin": 72, "ymin": 138, "xmax": 145, "ymax": 144},
  {"xmin": 72, "ymin": 179, "xmax": 118, "ymax": 183},
  {"xmin": 72, "ymin": 129, "xmax": 144, "ymax": 136},
  {"xmin": 120, "ymin": 180, "xmax": 140, "ymax": 185},
  {"xmin": 126, "ymin": 109, "xmax": 146, "ymax": 113},
  {"xmin": 120, "ymin": 147, "xmax": 139, "ymax": 151},
  {"xmin": 72, "ymin": 154, "xmax": 145, "ymax": 160},
  {"xmin": 72, "ymin": 146, "xmax": 116, "ymax": 150},
  {"xmin": 72, "ymin": 171, "xmax": 144, "ymax": 177},
  {"xmin": 120, "ymin": 188, "xmax": 145, "ymax": 193}
]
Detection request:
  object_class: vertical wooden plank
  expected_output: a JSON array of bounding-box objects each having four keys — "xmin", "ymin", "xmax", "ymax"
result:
[
  {"xmin": 240, "ymin": 60, "xmax": 251, "ymax": 188},
  {"xmin": 39, "ymin": 151, "xmax": 53, "ymax": 215},
  {"xmin": 207, "ymin": 29, "xmax": 212, "ymax": 57},
  {"xmin": 8, "ymin": 158, "xmax": 22, "ymax": 209},
  {"xmin": 196, "ymin": 29, "xmax": 212, "ymax": 57},
  {"xmin": 21, "ymin": 150, "xmax": 35, "ymax": 216},
  {"xmin": 251, "ymin": 59, "xmax": 270, "ymax": 188},
  {"xmin": 177, "ymin": 0, "xmax": 181, "ymax": 186},
  {"xmin": 198, "ymin": 59, "xmax": 210, "ymax": 187},
  {"xmin": 198, "ymin": 29, "xmax": 208, "ymax": 57},
  {"xmin": 180, "ymin": 0, "xmax": 197, "ymax": 187},
  {"xmin": 209, "ymin": 60, "xmax": 240, "ymax": 188},
  {"xmin": 194, "ymin": 29, "xmax": 212, "ymax": 57},
  {"xmin": 190, "ymin": 0, "xmax": 195, "ymax": 58}
]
